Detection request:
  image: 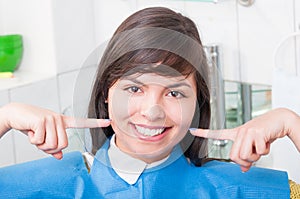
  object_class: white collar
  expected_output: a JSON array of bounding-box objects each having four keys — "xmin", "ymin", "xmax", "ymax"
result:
[{"xmin": 107, "ymin": 134, "xmax": 169, "ymax": 185}]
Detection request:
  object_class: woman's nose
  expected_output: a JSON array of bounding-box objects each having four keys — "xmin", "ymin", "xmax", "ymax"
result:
[
  {"xmin": 140, "ymin": 91, "xmax": 166, "ymax": 121},
  {"xmin": 141, "ymin": 104, "xmax": 166, "ymax": 121}
]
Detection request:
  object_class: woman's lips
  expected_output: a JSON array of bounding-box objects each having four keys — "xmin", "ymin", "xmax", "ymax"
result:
[{"xmin": 132, "ymin": 123, "xmax": 171, "ymax": 142}]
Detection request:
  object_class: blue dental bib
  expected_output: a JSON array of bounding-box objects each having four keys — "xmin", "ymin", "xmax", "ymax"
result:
[
  {"xmin": 0, "ymin": 140, "xmax": 290, "ymax": 198},
  {"xmin": 90, "ymin": 141, "xmax": 290, "ymax": 199},
  {"xmin": 0, "ymin": 152, "xmax": 102, "ymax": 198}
]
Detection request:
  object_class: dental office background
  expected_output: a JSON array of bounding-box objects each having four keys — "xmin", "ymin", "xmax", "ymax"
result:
[{"xmin": 1, "ymin": 0, "xmax": 300, "ymax": 183}]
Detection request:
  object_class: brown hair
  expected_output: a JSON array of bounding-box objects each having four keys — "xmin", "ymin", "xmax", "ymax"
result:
[{"xmin": 88, "ymin": 7, "xmax": 210, "ymax": 166}]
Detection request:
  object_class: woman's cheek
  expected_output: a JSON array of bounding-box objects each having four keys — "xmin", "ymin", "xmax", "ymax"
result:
[
  {"xmin": 108, "ymin": 89, "xmax": 130, "ymax": 121},
  {"xmin": 109, "ymin": 92, "xmax": 140, "ymax": 123},
  {"xmin": 169, "ymin": 100, "xmax": 195, "ymax": 125}
]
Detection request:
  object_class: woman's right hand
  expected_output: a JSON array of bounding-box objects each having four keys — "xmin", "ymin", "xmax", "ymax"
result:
[{"xmin": 0, "ymin": 103, "xmax": 111, "ymax": 159}]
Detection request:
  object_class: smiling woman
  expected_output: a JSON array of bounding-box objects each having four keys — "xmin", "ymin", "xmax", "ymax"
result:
[
  {"xmin": 106, "ymin": 72, "xmax": 197, "ymax": 163},
  {"xmin": 0, "ymin": 6, "xmax": 298, "ymax": 199},
  {"xmin": 88, "ymin": 29, "xmax": 211, "ymax": 166}
]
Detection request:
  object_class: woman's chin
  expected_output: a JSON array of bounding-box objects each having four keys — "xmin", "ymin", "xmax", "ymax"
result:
[{"xmin": 126, "ymin": 143, "xmax": 173, "ymax": 163}]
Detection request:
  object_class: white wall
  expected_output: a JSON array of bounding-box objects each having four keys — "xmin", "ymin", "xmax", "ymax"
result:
[
  {"xmin": 93, "ymin": 0, "xmax": 138, "ymax": 45},
  {"xmin": 237, "ymin": 0, "xmax": 295, "ymax": 85},
  {"xmin": 0, "ymin": 0, "xmax": 57, "ymax": 75},
  {"xmin": 52, "ymin": 0, "xmax": 96, "ymax": 74},
  {"xmin": 0, "ymin": 0, "xmax": 3, "ymax": 33},
  {"xmin": 295, "ymin": 0, "xmax": 300, "ymax": 74},
  {"xmin": 184, "ymin": 1, "xmax": 240, "ymax": 82}
]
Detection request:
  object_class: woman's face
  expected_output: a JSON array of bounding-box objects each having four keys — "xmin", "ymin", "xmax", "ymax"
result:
[{"xmin": 107, "ymin": 72, "xmax": 197, "ymax": 163}]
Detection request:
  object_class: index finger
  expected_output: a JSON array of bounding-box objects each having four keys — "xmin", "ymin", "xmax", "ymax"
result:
[
  {"xmin": 63, "ymin": 116, "xmax": 111, "ymax": 129},
  {"xmin": 189, "ymin": 128, "xmax": 237, "ymax": 141}
]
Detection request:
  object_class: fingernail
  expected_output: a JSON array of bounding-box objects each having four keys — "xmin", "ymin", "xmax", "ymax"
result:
[
  {"xmin": 189, "ymin": 128, "xmax": 197, "ymax": 131},
  {"xmin": 105, "ymin": 119, "xmax": 112, "ymax": 122}
]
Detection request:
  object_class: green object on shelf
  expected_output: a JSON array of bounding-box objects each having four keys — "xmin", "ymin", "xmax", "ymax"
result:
[{"xmin": 0, "ymin": 34, "xmax": 23, "ymax": 72}]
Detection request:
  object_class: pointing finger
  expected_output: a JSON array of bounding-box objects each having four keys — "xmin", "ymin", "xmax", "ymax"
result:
[
  {"xmin": 189, "ymin": 128, "xmax": 237, "ymax": 141},
  {"xmin": 63, "ymin": 116, "xmax": 111, "ymax": 129}
]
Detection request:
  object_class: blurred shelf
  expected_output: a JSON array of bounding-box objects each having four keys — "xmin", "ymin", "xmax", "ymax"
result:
[
  {"xmin": 0, "ymin": 70, "xmax": 55, "ymax": 90},
  {"xmin": 223, "ymin": 80, "xmax": 272, "ymax": 128}
]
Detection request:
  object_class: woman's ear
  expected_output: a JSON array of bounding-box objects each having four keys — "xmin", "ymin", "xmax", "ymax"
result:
[{"xmin": 105, "ymin": 99, "xmax": 108, "ymax": 103}]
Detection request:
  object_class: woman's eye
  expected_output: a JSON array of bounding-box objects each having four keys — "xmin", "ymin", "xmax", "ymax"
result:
[
  {"xmin": 126, "ymin": 86, "xmax": 142, "ymax": 93},
  {"xmin": 167, "ymin": 91, "xmax": 185, "ymax": 98}
]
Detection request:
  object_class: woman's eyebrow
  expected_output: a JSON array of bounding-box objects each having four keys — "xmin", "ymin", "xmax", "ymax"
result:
[
  {"xmin": 166, "ymin": 82, "xmax": 191, "ymax": 89},
  {"xmin": 122, "ymin": 77, "xmax": 191, "ymax": 88},
  {"xmin": 122, "ymin": 78, "xmax": 145, "ymax": 85}
]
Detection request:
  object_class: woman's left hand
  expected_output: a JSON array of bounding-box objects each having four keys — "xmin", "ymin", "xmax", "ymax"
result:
[{"xmin": 190, "ymin": 108, "xmax": 300, "ymax": 172}]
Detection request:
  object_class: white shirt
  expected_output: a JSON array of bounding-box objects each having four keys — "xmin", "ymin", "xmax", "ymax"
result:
[{"xmin": 107, "ymin": 134, "xmax": 169, "ymax": 185}]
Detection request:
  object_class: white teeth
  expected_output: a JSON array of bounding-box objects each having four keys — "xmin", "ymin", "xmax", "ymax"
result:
[{"xmin": 135, "ymin": 125, "xmax": 165, "ymax": 137}]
